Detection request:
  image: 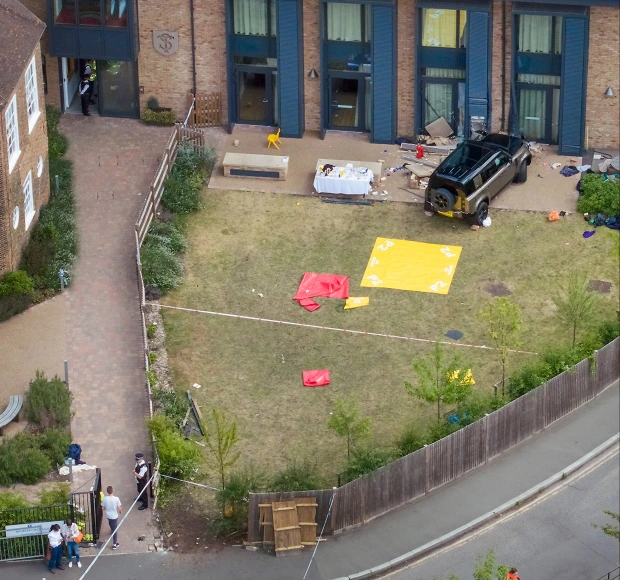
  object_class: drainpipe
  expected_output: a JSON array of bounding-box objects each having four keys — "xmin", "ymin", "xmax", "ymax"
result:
[
  {"xmin": 500, "ymin": 0, "xmax": 506, "ymax": 132},
  {"xmin": 189, "ymin": 0, "xmax": 197, "ymax": 98}
]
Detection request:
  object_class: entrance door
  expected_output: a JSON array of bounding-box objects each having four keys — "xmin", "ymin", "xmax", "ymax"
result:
[
  {"xmin": 328, "ymin": 74, "xmax": 370, "ymax": 131},
  {"xmin": 517, "ymin": 85, "xmax": 560, "ymax": 144},
  {"xmin": 422, "ymin": 79, "xmax": 465, "ymax": 137},
  {"xmin": 236, "ymin": 68, "xmax": 277, "ymax": 126},
  {"xmin": 98, "ymin": 60, "xmax": 139, "ymax": 118},
  {"xmin": 61, "ymin": 57, "xmax": 79, "ymax": 111}
]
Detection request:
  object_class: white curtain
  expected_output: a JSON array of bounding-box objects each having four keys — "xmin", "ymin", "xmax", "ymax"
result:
[
  {"xmin": 327, "ymin": 3, "xmax": 362, "ymax": 42},
  {"xmin": 234, "ymin": 0, "xmax": 267, "ymax": 36},
  {"xmin": 425, "ymin": 83, "xmax": 452, "ymax": 126},
  {"xmin": 517, "ymin": 74, "xmax": 560, "ymax": 85},
  {"xmin": 519, "ymin": 89, "xmax": 546, "ymax": 140},
  {"xmin": 551, "ymin": 88, "xmax": 560, "ymax": 143},
  {"xmin": 424, "ymin": 68, "xmax": 465, "ymax": 79},
  {"xmin": 518, "ymin": 15, "xmax": 552, "ymax": 53}
]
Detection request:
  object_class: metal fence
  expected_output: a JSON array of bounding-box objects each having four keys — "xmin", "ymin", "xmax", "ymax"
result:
[
  {"xmin": 248, "ymin": 338, "xmax": 620, "ymax": 541},
  {"xmin": 596, "ymin": 567, "xmax": 620, "ymax": 580},
  {"xmin": 0, "ymin": 533, "xmax": 46, "ymax": 561}
]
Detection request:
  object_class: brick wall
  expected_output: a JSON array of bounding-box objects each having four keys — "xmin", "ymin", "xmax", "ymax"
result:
[
  {"xmin": 397, "ymin": 0, "xmax": 415, "ymax": 138},
  {"xmin": 0, "ymin": 45, "xmax": 50, "ymax": 274},
  {"xmin": 490, "ymin": 0, "xmax": 511, "ymax": 133},
  {"xmin": 586, "ymin": 6, "xmax": 620, "ymax": 149},
  {"xmin": 303, "ymin": 0, "xmax": 320, "ymax": 132}
]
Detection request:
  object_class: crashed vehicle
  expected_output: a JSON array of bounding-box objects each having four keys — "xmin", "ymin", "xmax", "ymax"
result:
[{"xmin": 424, "ymin": 134, "xmax": 532, "ymax": 225}]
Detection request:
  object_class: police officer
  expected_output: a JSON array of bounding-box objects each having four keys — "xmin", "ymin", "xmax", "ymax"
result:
[
  {"xmin": 133, "ymin": 452, "xmax": 148, "ymax": 511},
  {"xmin": 79, "ymin": 75, "xmax": 90, "ymax": 116},
  {"xmin": 84, "ymin": 60, "xmax": 96, "ymax": 104}
]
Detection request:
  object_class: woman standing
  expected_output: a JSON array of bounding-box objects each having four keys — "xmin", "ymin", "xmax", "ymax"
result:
[
  {"xmin": 47, "ymin": 524, "xmax": 64, "ymax": 574},
  {"xmin": 62, "ymin": 518, "xmax": 82, "ymax": 568}
]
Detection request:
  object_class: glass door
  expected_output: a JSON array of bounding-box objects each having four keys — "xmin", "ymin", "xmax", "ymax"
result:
[
  {"xmin": 236, "ymin": 68, "xmax": 276, "ymax": 126},
  {"xmin": 328, "ymin": 74, "xmax": 370, "ymax": 131},
  {"xmin": 97, "ymin": 60, "xmax": 139, "ymax": 118},
  {"xmin": 517, "ymin": 85, "xmax": 560, "ymax": 144},
  {"xmin": 422, "ymin": 77, "xmax": 465, "ymax": 137}
]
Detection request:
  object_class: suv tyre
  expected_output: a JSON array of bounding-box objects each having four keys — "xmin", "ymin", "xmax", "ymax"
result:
[
  {"xmin": 514, "ymin": 161, "xmax": 528, "ymax": 183},
  {"xmin": 475, "ymin": 201, "xmax": 489, "ymax": 225},
  {"xmin": 430, "ymin": 188, "xmax": 455, "ymax": 212}
]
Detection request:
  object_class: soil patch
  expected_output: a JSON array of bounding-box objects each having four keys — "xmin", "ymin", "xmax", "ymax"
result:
[
  {"xmin": 485, "ymin": 282, "xmax": 512, "ymax": 297},
  {"xmin": 588, "ymin": 279, "xmax": 613, "ymax": 294}
]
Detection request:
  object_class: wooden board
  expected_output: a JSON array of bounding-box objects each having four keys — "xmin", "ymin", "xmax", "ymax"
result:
[
  {"xmin": 259, "ymin": 503, "xmax": 274, "ymax": 546},
  {"xmin": 272, "ymin": 501, "xmax": 302, "ymax": 556},
  {"xmin": 295, "ymin": 497, "xmax": 318, "ymax": 546},
  {"xmin": 425, "ymin": 116, "xmax": 454, "ymax": 138}
]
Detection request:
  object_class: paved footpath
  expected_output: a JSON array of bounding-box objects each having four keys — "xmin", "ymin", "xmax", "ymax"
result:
[{"xmin": 60, "ymin": 116, "xmax": 171, "ymax": 553}]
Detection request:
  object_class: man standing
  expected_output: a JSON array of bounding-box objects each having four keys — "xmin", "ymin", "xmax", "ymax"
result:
[
  {"xmin": 134, "ymin": 452, "xmax": 149, "ymax": 510},
  {"xmin": 79, "ymin": 75, "xmax": 90, "ymax": 116},
  {"xmin": 101, "ymin": 486, "xmax": 122, "ymax": 550}
]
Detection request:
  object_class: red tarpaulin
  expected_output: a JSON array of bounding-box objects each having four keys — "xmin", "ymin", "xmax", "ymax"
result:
[
  {"xmin": 293, "ymin": 272, "xmax": 349, "ymax": 311},
  {"xmin": 302, "ymin": 370, "xmax": 331, "ymax": 387}
]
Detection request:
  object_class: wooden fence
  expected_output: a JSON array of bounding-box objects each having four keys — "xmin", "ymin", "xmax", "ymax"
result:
[
  {"xmin": 187, "ymin": 92, "xmax": 222, "ymax": 128},
  {"xmin": 247, "ymin": 338, "xmax": 620, "ymax": 542}
]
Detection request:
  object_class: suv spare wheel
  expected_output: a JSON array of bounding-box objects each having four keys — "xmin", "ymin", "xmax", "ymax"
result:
[{"xmin": 430, "ymin": 188, "xmax": 455, "ymax": 212}]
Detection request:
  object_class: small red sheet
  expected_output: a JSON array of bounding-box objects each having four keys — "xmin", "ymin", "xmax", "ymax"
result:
[
  {"xmin": 302, "ymin": 370, "xmax": 331, "ymax": 387},
  {"xmin": 293, "ymin": 272, "xmax": 349, "ymax": 311}
]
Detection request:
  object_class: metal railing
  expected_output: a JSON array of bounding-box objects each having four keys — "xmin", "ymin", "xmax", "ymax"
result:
[
  {"xmin": 596, "ymin": 567, "xmax": 620, "ymax": 580},
  {"xmin": 0, "ymin": 532, "xmax": 46, "ymax": 562}
]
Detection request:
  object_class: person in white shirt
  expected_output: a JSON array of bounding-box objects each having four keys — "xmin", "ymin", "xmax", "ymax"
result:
[
  {"xmin": 101, "ymin": 485, "xmax": 122, "ymax": 549},
  {"xmin": 61, "ymin": 518, "xmax": 81, "ymax": 568},
  {"xmin": 47, "ymin": 524, "xmax": 64, "ymax": 574}
]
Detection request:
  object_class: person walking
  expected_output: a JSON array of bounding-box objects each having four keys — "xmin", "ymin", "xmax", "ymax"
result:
[
  {"xmin": 47, "ymin": 524, "xmax": 64, "ymax": 574},
  {"xmin": 61, "ymin": 519, "xmax": 81, "ymax": 568},
  {"xmin": 101, "ymin": 485, "xmax": 122, "ymax": 550},
  {"xmin": 79, "ymin": 75, "xmax": 90, "ymax": 116},
  {"xmin": 134, "ymin": 452, "xmax": 149, "ymax": 510}
]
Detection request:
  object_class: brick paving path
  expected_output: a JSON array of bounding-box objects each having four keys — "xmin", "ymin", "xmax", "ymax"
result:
[{"xmin": 60, "ymin": 116, "xmax": 171, "ymax": 553}]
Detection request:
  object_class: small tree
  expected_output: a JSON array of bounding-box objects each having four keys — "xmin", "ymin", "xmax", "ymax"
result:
[
  {"xmin": 205, "ymin": 409, "xmax": 240, "ymax": 505},
  {"xmin": 328, "ymin": 399, "xmax": 371, "ymax": 460},
  {"xmin": 593, "ymin": 510, "xmax": 620, "ymax": 541},
  {"xmin": 553, "ymin": 271, "xmax": 597, "ymax": 347},
  {"xmin": 405, "ymin": 341, "xmax": 471, "ymax": 421},
  {"xmin": 479, "ymin": 298, "xmax": 523, "ymax": 395}
]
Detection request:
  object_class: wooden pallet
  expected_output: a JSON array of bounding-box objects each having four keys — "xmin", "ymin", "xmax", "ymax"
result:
[
  {"xmin": 295, "ymin": 498, "xmax": 318, "ymax": 546},
  {"xmin": 272, "ymin": 501, "xmax": 302, "ymax": 557}
]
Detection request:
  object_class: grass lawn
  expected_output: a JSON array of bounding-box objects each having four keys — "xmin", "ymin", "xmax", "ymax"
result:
[{"xmin": 162, "ymin": 190, "xmax": 619, "ymax": 483}]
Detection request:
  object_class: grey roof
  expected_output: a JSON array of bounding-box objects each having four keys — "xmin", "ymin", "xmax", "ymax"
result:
[{"xmin": 0, "ymin": 0, "xmax": 45, "ymax": 111}]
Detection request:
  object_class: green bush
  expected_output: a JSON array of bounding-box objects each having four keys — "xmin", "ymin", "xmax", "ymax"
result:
[
  {"xmin": 25, "ymin": 371, "xmax": 73, "ymax": 429},
  {"xmin": 397, "ymin": 425, "xmax": 429, "ymax": 457},
  {"xmin": 146, "ymin": 369, "xmax": 158, "ymax": 388},
  {"xmin": 341, "ymin": 446, "xmax": 395, "ymax": 484},
  {"xmin": 46, "ymin": 106, "xmax": 68, "ymax": 159},
  {"xmin": 141, "ymin": 108, "xmax": 176, "ymax": 125},
  {"xmin": 0, "ymin": 270, "xmax": 34, "ymax": 321},
  {"xmin": 140, "ymin": 244, "xmax": 184, "ymax": 294},
  {"xmin": 456, "ymin": 392, "xmax": 509, "ymax": 426},
  {"xmin": 38, "ymin": 483, "xmax": 70, "ymax": 506},
  {"xmin": 37, "ymin": 428, "xmax": 72, "ymax": 466},
  {"xmin": 152, "ymin": 388, "xmax": 188, "ymax": 428},
  {"xmin": 0, "ymin": 434, "xmax": 52, "ymax": 485},
  {"xmin": 149, "ymin": 352, "xmax": 157, "ymax": 365},
  {"xmin": 0, "ymin": 491, "xmax": 29, "ymax": 511},
  {"xmin": 146, "ymin": 322, "xmax": 158, "ymax": 339},
  {"xmin": 146, "ymin": 96, "xmax": 159, "ymax": 110},
  {"xmin": 271, "ymin": 460, "xmax": 324, "ymax": 492},
  {"xmin": 598, "ymin": 319, "xmax": 620, "ymax": 345},
  {"xmin": 428, "ymin": 420, "xmax": 460, "ymax": 443},
  {"xmin": 577, "ymin": 174, "xmax": 620, "ymax": 216},
  {"xmin": 144, "ymin": 221, "xmax": 187, "ymax": 255},
  {"xmin": 148, "ymin": 414, "xmax": 200, "ymax": 479}
]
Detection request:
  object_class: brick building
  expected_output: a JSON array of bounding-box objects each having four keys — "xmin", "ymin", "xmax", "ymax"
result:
[
  {"xmin": 30, "ymin": 0, "xmax": 620, "ymax": 152},
  {"xmin": 0, "ymin": 0, "xmax": 49, "ymax": 275}
]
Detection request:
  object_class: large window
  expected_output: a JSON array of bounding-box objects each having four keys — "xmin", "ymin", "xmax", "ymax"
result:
[
  {"xmin": 326, "ymin": 3, "xmax": 371, "ymax": 42},
  {"xmin": 25, "ymin": 57, "xmax": 40, "ymax": 133},
  {"xmin": 233, "ymin": 0, "xmax": 275, "ymax": 36},
  {"xmin": 54, "ymin": 0, "xmax": 76, "ymax": 24},
  {"xmin": 79, "ymin": 0, "xmax": 102, "ymax": 25},
  {"xmin": 421, "ymin": 9, "xmax": 467, "ymax": 49},
  {"xmin": 105, "ymin": 0, "xmax": 127, "ymax": 27},
  {"xmin": 5, "ymin": 95, "xmax": 20, "ymax": 173},
  {"xmin": 23, "ymin": 171, "xmax": 35, "ymax": 230},
  {"xmin": 517, "ymin": 15, "xmax": 562, "ymax": 54}
]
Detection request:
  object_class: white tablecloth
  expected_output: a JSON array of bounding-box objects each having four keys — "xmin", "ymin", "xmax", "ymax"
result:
[{"xmin": 313, "ymin": 167, "xmax": 374, "ymax": 195}]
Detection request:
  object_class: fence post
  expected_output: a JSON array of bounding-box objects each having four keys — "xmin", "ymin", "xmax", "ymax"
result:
[
  {"xmin": 483, "ymin": 414, "xmax": 489, "ymax": 464},
  {"xmin": 64, "ymin": 360, "xmax": 69, "ymax": 385},
  {"xmin": 593, "ymin": 349, "xmax": 599, "ymax": 398},
  {"xmin": 542, "ymin": 382, "xmax": 547, "ymax": 429},
  {"xmin": 424, "ymin": 445, "xmax": 429, "ymax": 494}
]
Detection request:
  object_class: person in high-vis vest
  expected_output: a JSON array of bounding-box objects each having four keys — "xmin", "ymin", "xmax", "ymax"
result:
[
  {"xmin": 79, "ymin": 75, "xmax": 90, "ymax": 116},
  {"xmin": 506, "ymin": 568, "xmax": 520, "ymax": 580},
  {"xmin": 84, "ymin": 60, "xmax": 97, "ymax": 104}
]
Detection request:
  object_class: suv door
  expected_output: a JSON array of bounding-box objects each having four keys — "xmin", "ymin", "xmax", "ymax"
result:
[{"xmin": 480, "ymin": 153, "xmax": 513, "ymax": 199}]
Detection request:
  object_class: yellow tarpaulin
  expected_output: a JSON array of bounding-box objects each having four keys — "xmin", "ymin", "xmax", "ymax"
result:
[
  {"xmin": 448, "ymin": 369, "xmax": 475, "ymax": 386},
  {"xmin": 344, "ymin": 297, "xmax": 370, "ymax": 310},
  {"xmin": 361, "ymin": 237, "xmax": 462, "ymax": 294}
]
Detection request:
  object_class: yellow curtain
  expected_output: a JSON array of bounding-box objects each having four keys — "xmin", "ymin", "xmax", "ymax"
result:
[{"xmin": 422, "ymin": 9, "xmax": 457, "ymax": 48}]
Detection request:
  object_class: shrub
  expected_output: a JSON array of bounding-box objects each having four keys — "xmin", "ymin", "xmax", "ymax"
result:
[
  {"xmin": 397, "ymin": 425, "xmax": 429, "ymax": 457},
  {"xmin": 141, "ymin": 109, "xmax": 176, "ymax": 125},
  {"xmin": 0, "ymin": 491, "xmax": 29, "ymax": 511},
  {"xmin": 46, "ymin": 106, "xmax": 68, "ymax": 159},
  {"xmin": 271, "ymin": 460, "xmax": 324, "ymax": 492},
  {"xmin": 0, "ymin": 270, "xmax": 34, "ymax": 321},
  {"xmin": 25, "ymin": 371, "xmax": 73, "ymax": 429},
  {"xmin": 146, "ymin": 322, "xmax": 158, "ymax": 339},
  {"xmin": 140, "ymin": 244, "xmax": 184, "ymax": 294},
  {"xmin": 456, "ymin": 392, "xmax": 509, "ymax": 426},
  {"xmin": 38, "ymin": 483, "xmax": 71, "ymax": 506},
  {"xmin": 149, "ymin": 352, "xmax": 157, "ymax": 365},
  {"xmin": 427, "ymin": 420, "xmax": 461, "ymax": 443},
  {"xmin": 152, "ymin": 388, "xmax": 188, "ymax": 428},
  {"xmin": 148, "ymin": 414, "xmax": 200, "ymax": 479},
  {"xmin": 577, "ymin": 174, "xmax": 620, "ymax": 216},
  {"xmin": 37, "ymin": 428, "xmax": 72, "ymax": 466},
  {"xmin": 598, "ymin": 319, "xmax": 620, "ymax": 345},
  {"xmin": 145, "ymin": 221, "xmax": 188, "ymax": 254},
  {"xmin": 146, "ymin": 369, "xmax": 158, "ymax": 388},
  {"xmin": 0, "ymin": 434, "xmax": 52, "ymax": 485},
  {"xmin": 341, "ymin": 446, "xmax": 395, "ymax": 484},
  {"xmin": 145, "ymin": 285, "xmax": 163, "ymax": 301},
  {"xmin": 146, "ymin": 96, "xmax": 159, "ymax": 110}
]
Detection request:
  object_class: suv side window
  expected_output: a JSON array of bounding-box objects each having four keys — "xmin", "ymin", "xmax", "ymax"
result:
[{"xmin": 481, "ymin": 155, "xmax": 505, "ymax": 183}]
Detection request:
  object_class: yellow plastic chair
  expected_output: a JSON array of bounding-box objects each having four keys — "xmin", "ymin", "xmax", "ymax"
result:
[{"xmin": 267, "ymin": 128, "xmax": 281, "ymax": 149}]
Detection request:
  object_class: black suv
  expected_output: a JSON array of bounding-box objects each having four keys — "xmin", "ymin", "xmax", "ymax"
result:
[{"xmin": 424, "ymin": 134, "xmax": 531, "ymax": 225}]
